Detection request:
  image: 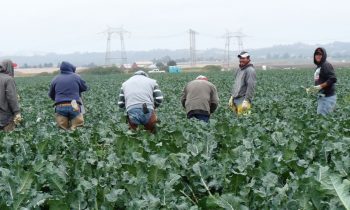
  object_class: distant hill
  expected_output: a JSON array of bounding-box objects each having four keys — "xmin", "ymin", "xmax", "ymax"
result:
[{"xmin": 1, "ymin": 42, "xmax": 350, "ymax": 67}]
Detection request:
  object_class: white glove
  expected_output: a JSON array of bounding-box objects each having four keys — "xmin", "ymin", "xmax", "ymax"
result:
[
  {"xmin": 228, "ymin": 96, "xmax": 233, "ymax": 108},
  {"xmin": 242, "ymin": 100, "xmax": 249, "ymax": 110},
  {"xmin": 71, "ymin": 100, "xmax": 79, "ymax": 112},
  {"xmin": 13, "ymin": 113, "xmax": 22, "ymax": 125}
]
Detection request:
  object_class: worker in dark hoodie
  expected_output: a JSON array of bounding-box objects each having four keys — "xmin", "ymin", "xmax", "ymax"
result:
[
  {"xmin": 49, "ymin": 61, "xmax": 88, "ymax": 130},
  {"xmin": 0, "ymin": 60, "xmax": 21, "ymax": 132},
  {"xmin": 306, "ymin": 47, "xmax": 337, "ymax": 115}
]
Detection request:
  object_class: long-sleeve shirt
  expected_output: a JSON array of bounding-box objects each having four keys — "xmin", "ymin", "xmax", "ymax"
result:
[
  {"xmin": 231, "ymin": 64, "xmax": 257, "ymax": 102},
  {"xmin": 48, "ymin": 62, "xmax": 88, "ymax": 104},
  {"xmin": 181, "ymin": 79, "xmax": 219, "ymax": 115},
  {"xmin": 118, "ymin": 75, "xmax": 163, "ymax": 112}
]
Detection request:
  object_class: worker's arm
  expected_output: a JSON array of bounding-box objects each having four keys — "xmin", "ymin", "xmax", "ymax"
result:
[
  {"xmin": 118, "ymin": 87, "xmax": 126, "ymax": 109},
  {"xmin": 6, "ymin": 78, "xmax": 20, "ymax": 114},
  {"xmin": 153, "ymin": 83, "xmax": 163, "ymax": 108},
  {"xmin": 244, "ymin": 68, "xmax": 257, "ymax": 102},
  {"xmin": 210, "ymin": 85, "xmax": 219, "ymax": 113},
  {"xmin": 181, "ymin": 86, "xmax": 187, "ymax": 108},
  {"xmin": 320, "ymin": 62, "xmax": 337, "ymax": 89}
]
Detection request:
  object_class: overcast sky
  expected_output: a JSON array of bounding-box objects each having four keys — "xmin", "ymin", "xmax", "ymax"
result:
[{"xmin": 1, "ymin": 0, "xmax": 349, "ymax": 55}]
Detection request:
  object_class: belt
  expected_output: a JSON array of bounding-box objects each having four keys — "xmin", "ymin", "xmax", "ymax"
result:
[{"xmin": 56, "ymin": 103, "xmax": 72, "ymax": 107}]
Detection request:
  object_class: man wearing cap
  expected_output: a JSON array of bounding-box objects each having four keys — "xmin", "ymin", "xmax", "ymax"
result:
[
  {"xmin": 229, "ymin": 51, "xmax": 257, "ymax": 115},
  {"xmin": 306, "ymin": 47, "xmax": 337, "ymax": 115},
  {"xmin": 49, "ymin": 61, "xmax": 88, "ymax": 130},
  {"xmin": 0, "ymin": 60, "xmax": 22, "ymax": 132},
  {"xmin": 118, "ymin": 70, "xmax": 163, "ymax": 133},
  {"xmin": 181, "ymin": 75, "xmax": 219, "ymax": 122}
]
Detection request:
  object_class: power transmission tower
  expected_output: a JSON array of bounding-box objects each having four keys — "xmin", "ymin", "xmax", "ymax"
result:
[
  {"xmin": 222, "ymin": 30, "xmax": 247, "ymax": 70},
  {"xmin": 102, "ymin": 26, "xmax": 129, "ymax": 66},
  {"xmin": 223, "ymin": 30, "xmax": 233, "ymax": 70},
  {"xmin": 189, "ymin": 29, "xmax": 198, "ymax": 67},
  {"xmin": 234, "ymin": 30, "xmax": 247, "ymax": 54}
]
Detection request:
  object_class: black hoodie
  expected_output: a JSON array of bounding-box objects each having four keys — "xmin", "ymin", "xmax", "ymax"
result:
[{"xmin": 313, "ymin": 47, "xmax": 337, "ymax": 97}]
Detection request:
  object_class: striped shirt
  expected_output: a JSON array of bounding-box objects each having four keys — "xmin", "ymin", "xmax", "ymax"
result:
[{"xmin": 118, "ymin": 75, "xmax": 163, "ymax": 111}]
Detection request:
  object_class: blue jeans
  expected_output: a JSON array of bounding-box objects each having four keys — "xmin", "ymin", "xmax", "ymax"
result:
[
  {"xmin": 317, "ymin": 95, "xmax": 336, "ymax": 115},
  {"xmin": 55, "ymin": 106, "xmax": 81, "ymax": 120},
  {"xmin": 127, "ymin": 108, "xmax": 153, "ymax": 125},
  {"xmin": 188, "ymin": 114, "xmax": 210, "ymax": 123}
]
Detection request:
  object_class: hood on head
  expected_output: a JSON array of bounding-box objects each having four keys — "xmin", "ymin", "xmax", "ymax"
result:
[
  {"xmin": 60, "ymin": 61, "xmax": 76, "ymax": 73},
  {"xmin": 0, "ymin": 60, "xmax": 14, "ymax": 77},
  {"xmin": 314, "ymin": 47, "xmax": 327, "ymax": 65}
]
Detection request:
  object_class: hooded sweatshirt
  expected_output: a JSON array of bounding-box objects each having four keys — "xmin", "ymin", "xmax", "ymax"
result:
[
  {"xmin": 1, "ymin": 60, "xmax": 15, "ymax": 77},
  {"xmin": 48, "ymin": 62, "xmax": 88, "ymax": 104},
  {"xmin": 313, "ymin": 47, "xmax": 337, "ymax": 97},
  {"xmin": 0, "ymin": 61, "xmax": 19, "ymax": 127}
]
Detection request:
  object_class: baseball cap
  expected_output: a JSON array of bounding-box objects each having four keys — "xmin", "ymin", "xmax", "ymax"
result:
[{"xmin": 238, "ymin": 51, "xmax": 250, "ymax": 58}]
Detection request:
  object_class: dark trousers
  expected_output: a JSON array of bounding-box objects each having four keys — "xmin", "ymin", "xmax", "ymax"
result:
[{"xmin": 188, "ymin": 113, "xmax": 210, "ymax": 123}]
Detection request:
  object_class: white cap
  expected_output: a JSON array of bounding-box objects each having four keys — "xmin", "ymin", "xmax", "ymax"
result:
[
  {"xmin": 196, "ymin": 75, "xmax": 208, "ymax": 80},
  {"xmin": 238, "ymin": 51, "xmax": 250, "ymax": 58},
  {"xmin": 134, "ymin": 70, "xmax": 149, "ymax": 77}
]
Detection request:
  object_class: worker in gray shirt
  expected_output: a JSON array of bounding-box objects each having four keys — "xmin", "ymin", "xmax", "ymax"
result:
[
  {"xmin": 118, "ymin": 71, "xmax": 163, "ymax": 133},
  {"xmin": 229, "ymin": 51, "xmax": 257, "ymax": 115},
  {"xmin": 0, "ymin": 60, "xmax": 22, "ymax": 132}
]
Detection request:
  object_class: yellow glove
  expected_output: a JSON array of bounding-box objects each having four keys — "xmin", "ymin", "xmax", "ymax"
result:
[
  {"xmin": 13, "ymin": 113, "xmax": 22, "ymax": 125},
  {"xmin": 242, "ymin": 100, "xmax": 249, "ymax": 111},
  {"xmin": 236, "ymin": 100, "xmax": 252, "ymax": 115}
]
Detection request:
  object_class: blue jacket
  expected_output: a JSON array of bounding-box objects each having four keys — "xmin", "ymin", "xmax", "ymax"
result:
[{"xmin": 48, "ymin": 62, "xmax": 88, "ymax": 104}]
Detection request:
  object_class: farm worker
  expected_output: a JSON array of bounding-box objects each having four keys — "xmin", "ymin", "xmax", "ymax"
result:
[
  {"xmin": 48, "ymin": 61, "xmax": 88, "ymax": 130},
  {"xmin": 0, "ymin": 60, "xmax": 22, "ymax": 132},
  {"xmin": 306, "ymin": 48, "xmax": 337, "ymax": 115},
  {"xmin": 181, "ymin": 75, "xmax": 219, "ymax": 122},
  {"xmin": 118, "ymin": 70, "xmax": 163, "ymax": 133},
  {"xmin": 229, "ymin": 51, "xmax": 257, "ymax": 115}
]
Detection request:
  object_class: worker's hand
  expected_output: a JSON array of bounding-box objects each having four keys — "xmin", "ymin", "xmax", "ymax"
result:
[
  {"xmin": 228, "ymin": 96, "xmax": 233, "ymax": 108},
  {"xmin": 13, "ymin": 113, "xmax": 22, "ymax": 125},
  {"xmin": 242, "ymin": 100, "xmax": 249, "ymax": 111},
  {"xmin": 17, "ymin": 94, "xmax": 20, "ymax": 101},
  {"xmin": 306, "ymin": 85, "xmax": 321, "ymax": 94}
]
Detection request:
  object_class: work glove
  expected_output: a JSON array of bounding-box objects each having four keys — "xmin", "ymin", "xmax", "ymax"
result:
[
  {"xmin": 228, "ymin": 96, "xmax": 233, "ymax": 108},
  {"xmin": 71, "ymin": 100, "xmax": 79, "ymax": 112},
  {"xmin": 242, "ymin": 100, "xmax": 249, "ymax": 111},
  {"xmin": 306, "ymin": 85, "xmax": 321, "ymax": 94},
  {"xmin": 13, "ymin": 113, "xmax": 22, "ymax": 125}
]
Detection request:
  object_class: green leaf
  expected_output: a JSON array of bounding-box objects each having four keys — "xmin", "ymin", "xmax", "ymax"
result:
[
  {"xmin": 319, "ymin": 167, "xmax": 350, "ymax": 210},
  {"xmin": 105, "ymin": 189, "xmax": 125, "ymax": 202}
]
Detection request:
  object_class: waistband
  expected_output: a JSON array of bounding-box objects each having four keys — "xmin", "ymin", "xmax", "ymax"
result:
[
  {"xmin": 127, "ymin": 104, "xmax": 154, "ymax": 111},
  {"xmin": 56, "ymin": 103, "xmax": 72, "ymax": 107}
]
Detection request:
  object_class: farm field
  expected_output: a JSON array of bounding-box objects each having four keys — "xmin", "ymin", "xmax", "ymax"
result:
[{"xmin": 1, "ymin": 68, "xmax": 350, "ymax": 209}]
